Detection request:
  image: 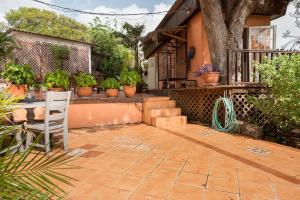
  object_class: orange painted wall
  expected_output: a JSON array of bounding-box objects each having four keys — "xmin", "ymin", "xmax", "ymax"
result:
[
  {"xmin": 68, "ymin": 103, "xmax": 142, "ymax": 128},
  {"xmin": 245, "ymin": 15, "xmax": 271, "ymax": 26},
  {"xmin": 187, "ymin": 13, "xmax": 211, "ymax": 85}
]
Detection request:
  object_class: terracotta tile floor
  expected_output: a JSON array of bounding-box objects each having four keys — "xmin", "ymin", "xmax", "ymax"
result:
[{"xmin": 64, "ymin": 124, "xmax": 300, "ymax": 200}]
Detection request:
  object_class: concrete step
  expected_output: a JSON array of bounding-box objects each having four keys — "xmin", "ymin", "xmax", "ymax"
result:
[
  {"xmin": 143, "ymin": 100, "xmax": 176, "ymax": 110},
  {"xmin": 143, "ymin": 96, "xmax": 170, "ymax": 102},
  {"xmin": 143, "ymin": 107, "xmax": 181, "ymax": 125},
  {"xmin": 149, "ymin": 108, "xmax": 181, "ymax": 118},
  {"xmin": 152, "ymin": 116, "xmax": 187, "ymax": 128}
]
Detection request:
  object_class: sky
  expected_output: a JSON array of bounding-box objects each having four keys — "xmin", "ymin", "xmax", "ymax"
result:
[{"xmin": 0, "ymin": 0, "xmax": 299, "ymax": 49}]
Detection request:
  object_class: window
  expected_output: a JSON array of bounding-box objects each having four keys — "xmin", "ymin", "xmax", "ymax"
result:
[{"xmin": 248, "ymin": 26, "xmax": 276, "ymax": 50}]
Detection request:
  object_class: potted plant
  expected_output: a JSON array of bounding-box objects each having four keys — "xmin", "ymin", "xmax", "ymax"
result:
[
  {"xmin": 74, "ymin": 72, "xmax": 97, "ymax": 97},
  {"xmin": 1, "ymin": 62, "xmax": 35, "ymax": 96},
  {"xmin": 120, "ymin": 68, "xmax": 141, "ymax": 97},
  {"xmin": 101, "ymin": 78, "xmax": 120, "ymax": 98},
  {"xmin": 194, "ymin": 64, "xmax": 220, "ymax": 85},
  {"xmin": 44, "ymin": 69, "xmax": 70, "ymax": 91}
]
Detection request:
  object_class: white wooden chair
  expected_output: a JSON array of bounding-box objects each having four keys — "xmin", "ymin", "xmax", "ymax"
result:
[{"xmin": 25, "ymin": 91, "xmax": 71, "ymax": 153}]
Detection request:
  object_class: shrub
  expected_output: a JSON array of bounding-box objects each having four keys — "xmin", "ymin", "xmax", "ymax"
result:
[
  {"xmin": 50, "ymin": 44, "xmax": 70, "ymax": 69},
  {"xmin": 120, "ymin": 68, "xmax": 141, "ymax": 86},
  {"xmin": 1, "ymin": 63, "xmax": 35, "ymax": 85},
  {"xmin": 44, "ymin": 69, "xmax": 70, "ymax": 90},
  {"xmin": 101, "ymin": 78, "xmax": 120, "ymax": 90},
  {"xmin": 251, "ymin": 54, "xmax": 300, "ymax": 128},
  {"xmin": 74, "ymin": 72, "xmax": 97, "ymax": 87}
]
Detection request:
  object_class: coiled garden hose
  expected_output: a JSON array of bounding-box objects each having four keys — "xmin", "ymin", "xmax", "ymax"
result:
[{"xmin": 212, "ymin": 97, "xmax": 237, "ymax": 132}]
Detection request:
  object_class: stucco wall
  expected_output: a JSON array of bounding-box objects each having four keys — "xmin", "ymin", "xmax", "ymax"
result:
[
  {"xmin": 68, "ymin": 102, "xmax": 143, "ymax": 128},
  {"xmin": 187, "ymin": 13, "xmax": 211, "ymax": 85}
]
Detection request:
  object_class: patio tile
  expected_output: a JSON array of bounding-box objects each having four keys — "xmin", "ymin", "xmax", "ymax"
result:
[
  {"xmin": 206, "ymin": 176, "xmax": 239, "ymax": 194},
  {"xmin": 135, "ymin": 176, "xmax": 175, "ymax": 198},
  {"xmin": 176, "ymin": 172, "xmax": 207, "ymax": 187},
  {"xmin": 273, "ymin": 184, "xmax": 300, "ymax": 200},
  {"xmin": 238, "ymin": 168, "xmax": 270, "ymax": 183},
  {"xmin": 108, "ymin": 174, "xmax": 144, "ymax": 191},
  {"xmin": 182, "ymin": 161, "xmax": 211, "ymax": 175},
  {"xmin": 64, "ymin": 124, "xmax": 300, "ymax": 199},
  {"xmin": 157, "ymin": 159, "xmax": 185, "ymax": 171},
  {"xmin": 201, "ymin": 189, "xmax": 239, "ymax": 200},
  {"xmin": 168, "ymin": 184, "xmax": 203, "ymax": 200},
  {"xmin": 129, "ymin": 193, "xmax": 166, "ymax": 200},
  {"xmin": 209, "ymin": 166, "xmax": 237, "ymax": 179},
  {"xmin": 239, "ymin": 181, "xmax": 276, "ymax": 199},
  {"xmin": 88, "ymin": 186, "xmax": 132, "ymax": 200}
]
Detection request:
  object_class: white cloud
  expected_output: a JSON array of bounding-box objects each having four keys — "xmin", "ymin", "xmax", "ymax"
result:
[
  {"xmin": 76, "ymin": 3, "xmax": 172, "ymax": 34},
  {"xmin": 0, "ymin": 1, "xmax": 171, "ymax": 34},
  {"xmin": 272, "ymin": 3, "xmax": 300, "ymax": 50},
  {"xmin": 0, "ymin": 0, "xmax": 55, "ymax": 22}
]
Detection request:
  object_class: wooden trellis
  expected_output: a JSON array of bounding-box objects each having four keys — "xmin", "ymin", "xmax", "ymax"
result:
[{"xmin": 170, "ymin": 86, "xmax": 268, "ymax": 126}]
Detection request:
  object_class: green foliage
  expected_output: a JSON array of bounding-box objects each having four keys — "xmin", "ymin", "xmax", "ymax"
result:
[
  {"xmin": 0, "ymin": 32, "xmax": 17, "ymax": 60},
  {"xmin": 0, "ymin": 92, "xmax": 77, "ymax": 199},
  {"xmin": 89, "ymin": 18, "xmax": 134, "ymax": 77},
  {"xmin": 101, "ymin": 78, "xmax": 120, "ymax": 90},
  {"xmin": 116, "ymin": 22, "xmax": 145, "ymax": 68},
  {"xmin": 44, "ymin": 69, "xmax": 70, "ymax": 89},
  {"xmin": 50, "ymin": 44, "xmax": 70, "ymax": 69},
  {"xmin": 251, "ymin": 54, "xmax": 300, "ymax": 128},
  {"xmin": 1, "ymin": 63, "xmax": 35, "ymax": 85},
  {"xmin": 74, "ymin": 72, "xmax": 97, "ymax": 87},
  {"xmin": 5, "ymin": 7, "xmax": 90, "ymax": 42},
  {"xmin": 120, "ymin": 68, "xmax": 141, "ymax": 86}
]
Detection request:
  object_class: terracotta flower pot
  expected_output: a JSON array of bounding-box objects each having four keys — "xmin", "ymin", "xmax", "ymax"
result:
[
  {"xmin": 77, "ymin": 87, "xmax": 93, "ymax": 97},
  {"xmin": 49, "ymin": 88, "xmax": 64, "ymax": 92},
  {"xmin": 123, "ymin": 85, "xmax": 136, "ymax": 98},
  {"xmin": 105, "ymin": 89, "xmax": 119, "ymax": 97},
  {"xmin": 202, "ymin": 72, "xmax": 220, "ymax": 85},
  {"xmin": 7, "ymin": 84, "xmax": 28, "ymax": 97}
]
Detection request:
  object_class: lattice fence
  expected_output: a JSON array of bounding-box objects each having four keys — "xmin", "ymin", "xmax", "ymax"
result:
[
  {"xmin": 170, "ymin": 87, "xmax": 268, "ymax": 126},
  {"xmin": 0, "ymin": 39, "xmax": 90, "ymax": 77}
]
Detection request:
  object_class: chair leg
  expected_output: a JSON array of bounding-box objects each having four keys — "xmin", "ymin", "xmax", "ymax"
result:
[
  {"xmin": 44, "ymin": 130, "xmax": 50, "ymax": 153},
  {"xmin": 63, "ymin": 128, "xmax": 68, "ymax": 151},
  {"xmin": 15, "ymin": 132, "xmax": 24, "ymax": 152},
  {"xmin": 25, "ymin": 131, "xmax": 34, "ymax": 150}
]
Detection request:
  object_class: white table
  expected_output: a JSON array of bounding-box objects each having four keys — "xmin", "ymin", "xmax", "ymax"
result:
[{"xmin": 14, "ymin": 102, "xmax": 46, "ymax": 109}]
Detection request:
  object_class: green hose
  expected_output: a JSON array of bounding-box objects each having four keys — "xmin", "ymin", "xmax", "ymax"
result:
[{"xmin": 212, "ymin": 97, "xmax": 237, "ymax": 132}]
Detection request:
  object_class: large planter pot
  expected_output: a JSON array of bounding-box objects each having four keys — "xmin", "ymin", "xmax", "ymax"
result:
[
  {"xmin": 49, "ymin": 88, "xmax": 64, "ymax": 92},
  {"xmin": 123, "ymin": 85, "xmax": 136, "ymax": 98},
  {"xmin": 202, "ymin": 72, "xmax": 220, "ymax": 85},
  {"xmin": 7, "ymin": 84, "xmax": 28, "ymax": 97},
  {"xmin": 105, "ymin": 89, "xmax": 119, "ymax": 98},
  {"xmin": 77, "ymin": 87, "xmax": 93, "ymax": 97}
]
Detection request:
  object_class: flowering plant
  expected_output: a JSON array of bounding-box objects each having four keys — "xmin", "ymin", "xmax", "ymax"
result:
[{"xmin": 194, "ymin": 64, "xmax": 219, "ymax": 77}]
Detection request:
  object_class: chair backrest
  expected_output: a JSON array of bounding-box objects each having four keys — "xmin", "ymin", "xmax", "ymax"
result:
[{"xmin": 44, "ymin": 91, "xmax": 71, "ymax": 133}]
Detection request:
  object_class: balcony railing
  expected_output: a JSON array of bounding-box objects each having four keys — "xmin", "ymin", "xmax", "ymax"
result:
[{"xmin": 227, "ymin": 49, "xmax": 300, "ymax": 85}]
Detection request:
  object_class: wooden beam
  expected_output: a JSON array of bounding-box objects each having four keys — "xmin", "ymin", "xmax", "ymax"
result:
[{"xmin": 161, "ymin": 32, "xmax": 187, "ymax": 42}]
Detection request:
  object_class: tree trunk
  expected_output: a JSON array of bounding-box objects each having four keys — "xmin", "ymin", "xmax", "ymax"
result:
[
  {"xmin": 134, "ymin": 44, "xmax": 139, "ymax": 68},
  {"xmin": 198, "ymin": 0, "xmax": 228, "ymax": 83},
  {"xmin": 198, "ymin": 0, "xmax": 258, "ymax": 84}
]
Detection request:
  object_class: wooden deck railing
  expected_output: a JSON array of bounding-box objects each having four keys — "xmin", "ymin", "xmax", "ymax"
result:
[{"xmin": 227, "ymin": 49, "xmax": 300, "ymax": 84}]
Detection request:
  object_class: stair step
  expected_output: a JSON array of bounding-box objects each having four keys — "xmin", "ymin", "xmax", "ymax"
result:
[
  {"xmin": 143, "ymin": 100, "xmax": 176, "ymax": 110},
  {"xmin": 143, "ymin": 107, "xmax": 181, "ymax": 125},
  {"xmin": 143, "ymin": 96, "xmax": 170, "ymax": 101},
  {"xmin": 149, "ymin": 108, "xmax": 181, "ymax": 118},
  {"xmin": 152, "ymin": 116, "xmax": 187, "ymax": 128}
]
